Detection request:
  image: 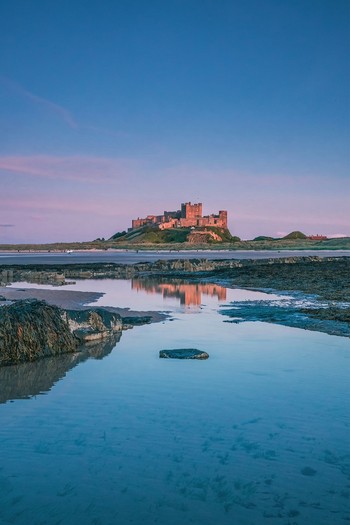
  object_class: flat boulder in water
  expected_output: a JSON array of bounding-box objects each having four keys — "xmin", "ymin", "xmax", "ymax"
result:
[{"xmin": 159, "ymin": 348, "xmax": 209, "ymax": 360}]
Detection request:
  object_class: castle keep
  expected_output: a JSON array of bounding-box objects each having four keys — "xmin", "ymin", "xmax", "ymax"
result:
[{"xmin": 131, "ymin": 202, "xmax": 228, "ymax": 231}]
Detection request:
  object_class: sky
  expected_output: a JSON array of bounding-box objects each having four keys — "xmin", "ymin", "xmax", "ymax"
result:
[{"xmin": 0, "ymin": 0, "xmax": 349, "ymax": 243}]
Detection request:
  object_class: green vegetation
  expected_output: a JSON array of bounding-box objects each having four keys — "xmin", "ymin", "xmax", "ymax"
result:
[
  {"xmin": 195, "ymin": 226, "xmax": 240, "ymax": 243},
  {"xmin": 109, "ymin": 226, "xmax": 191, "ymax": 244},
  {"xmin": 283, "ymin": 231, "xmax": 307, "ymax": 240},
  {"xmin": 142, "ymin": 227, "xmax": 191, "ymax": 244},
  {"xmin": 107, "ymin": 226, "xmax": 238, "ymax": 244},
  {"xmin": 110, "ymin": 231, "xmax": 127, "ymax": 240},
  {"xmin": 253, "ymin": 236, "xmax": 275, "ymax": 241}
]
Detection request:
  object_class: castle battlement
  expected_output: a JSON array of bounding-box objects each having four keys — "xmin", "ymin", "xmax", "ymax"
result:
[{"xmin": 131, "ymin": 202, "xmax": 228, "ymax": 230}]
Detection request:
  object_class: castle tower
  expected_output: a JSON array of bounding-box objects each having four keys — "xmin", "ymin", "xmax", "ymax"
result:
[
  {"xmin": 181, "ymin": 202, "xmax": 203, "ymax": 219},
  {"xmin": 218, "ymin": 210, "xmax": 228, "ymax": 228}
]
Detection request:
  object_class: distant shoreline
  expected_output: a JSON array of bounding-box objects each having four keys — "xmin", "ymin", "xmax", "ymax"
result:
[
  {"xmin": 0, "ymin": 235, "xmax": 349, "ymax": 253},
  {"xmin": 1, "ymin": 247, "xmax": 350, "ymax": 253}
]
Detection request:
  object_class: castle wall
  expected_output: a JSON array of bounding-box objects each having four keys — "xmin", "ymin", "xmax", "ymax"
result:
[
  {"xmin": 132, "ymin": 218, "xmax": 147, "ymax": 229},
  {"xmin": 159, "ymin": 219, "xmax": 178, "ymax": 230},
  {"xmin": 179, "ymin": 218, "xmax": 199, "ymax": 227},
  {"xmin": 131, "ymin": 202, "xmax": 228, "ymax": 230},
  {"xmin": 164, "ymin": 210, "xmax": 181, "ymax": 221}
]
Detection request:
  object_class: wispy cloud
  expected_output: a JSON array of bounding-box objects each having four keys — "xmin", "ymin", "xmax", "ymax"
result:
[
  {"xmin": 0, "ymin": 76, "xmax": 129, "ymax": 137},
  {"xmin": 0, "ymin": 224, "xmax": 15, "ymax": 227},
  {"xmin": 0, "ymin": 76, "xmax": 78, "ymax": 129},
  {"xmin": 0, "ymin": 155, "xmax": 136, "ymax": 183},
  {"xmin": 1, "ymin": 196, "xmax": 128, "ymax": 217}
]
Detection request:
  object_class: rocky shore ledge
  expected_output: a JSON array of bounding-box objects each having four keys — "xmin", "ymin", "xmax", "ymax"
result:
[
  {"xmin": 1, "ymin": 256, "xmax": 349, "ymax": 302},
  {"xmin": 0, "ymin": 299, "xmax": 152, "ymax": 367},
  {"xmin": 0, "ymin": 256, "xmax": 349, "ymax": 346}
]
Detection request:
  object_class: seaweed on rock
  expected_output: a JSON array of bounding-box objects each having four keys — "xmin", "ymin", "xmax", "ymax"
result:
[{"xmin": 0, "ymin": 299, "xmax": 78, "ymax": 366}]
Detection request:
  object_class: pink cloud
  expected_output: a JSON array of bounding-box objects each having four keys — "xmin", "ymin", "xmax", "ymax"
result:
[
  {"xmin": 0, "ymin": 155, "xmax": 137, "ymax": 183},
  {"xmin": 1, "ymin": 196, "xmax": 128, "ymax": 218},
  {"xmin": 0, "ymin": 196, "xmax": 130, "ymax": 242}
]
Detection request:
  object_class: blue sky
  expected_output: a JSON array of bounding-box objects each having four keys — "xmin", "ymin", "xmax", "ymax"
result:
[{"xmin": 0, "ymin": 0, "xmax": 349, "ymax": 242}]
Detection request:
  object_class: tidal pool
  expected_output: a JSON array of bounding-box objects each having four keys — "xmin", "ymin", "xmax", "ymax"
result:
[{"xmin": 0, "ymin": 279, "xmax": 349, "ymax": 525}]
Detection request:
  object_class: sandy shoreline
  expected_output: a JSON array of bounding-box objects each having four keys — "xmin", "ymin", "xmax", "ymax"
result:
[{"xmin": 1, "ymin": 249, "xmax": 350, "ymax": 267}]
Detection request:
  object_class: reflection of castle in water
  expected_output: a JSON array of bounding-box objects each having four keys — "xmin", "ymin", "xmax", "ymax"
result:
[{"xmin": 132, "ymin": 279, "xmax": 226, "ymax": 306}]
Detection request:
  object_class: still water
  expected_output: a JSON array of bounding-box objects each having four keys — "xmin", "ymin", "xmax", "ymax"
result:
[{"xmin": 0, "ymin": 279, "xmax": 349, "ymax": 525}]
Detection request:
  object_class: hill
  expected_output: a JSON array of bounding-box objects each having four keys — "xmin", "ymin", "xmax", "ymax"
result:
[
  {"xmin": 282, "ymin": 231, "xmax": 307, "ymax": 240},
  {"xmin": 253, "ymin": 236, "xmax": 275, "ymax": 241},
  {"xmin": 109, "ymin": 226, "xmax": 240, "ymax": 244}
]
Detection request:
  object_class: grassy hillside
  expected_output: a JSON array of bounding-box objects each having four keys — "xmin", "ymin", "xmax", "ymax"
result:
[
  {"xmin": 109, "ymin": 226, "xmax": 239, "ymax": 244},
  {"xmin": 110, "ymin": 226, "xmax": 191, "ymax": 244},
  {"xmin": 282, "ymin": 231, "xmax": 307, "ymax": 240}
]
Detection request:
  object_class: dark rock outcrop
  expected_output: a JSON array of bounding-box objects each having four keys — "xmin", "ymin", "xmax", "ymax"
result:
[
  {"xmin": 2, "ymin": 257, "xmax": 349, "ymax": 304},
  {"xmin": 221, "ymin": 301, "xmax": 350, "ymax": 338},
  {"xmin": 0, "ymin": 299, "xmax": 78, "ymax": 366},
  {"xmin": 159, "ymin": 348, "xmax": 209, "ymax": 359},
  {"xmin": 64, "ymin": 308, "xmax": 123, "ymax": 342},
  {"xmin": 122, "ymin": 315, "xmax": 152, "ymax": 330},
  {"xmin": 0, "ymin": 299, "xmax": 156, "ymax": 366}
]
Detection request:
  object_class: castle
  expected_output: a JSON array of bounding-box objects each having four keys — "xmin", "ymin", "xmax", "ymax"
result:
[{"xmin": 131, "ymin": 202, "xmax": 228, "ymax": 231}]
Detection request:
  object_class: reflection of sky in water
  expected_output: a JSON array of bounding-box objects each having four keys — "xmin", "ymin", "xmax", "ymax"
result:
[
  {"xmin": 8, "ymin": 279, "xmax": 284, "ymax": 312},
  {"xmin": 1, "ymin": 279, "xmax": 349, "ymax": 525}
]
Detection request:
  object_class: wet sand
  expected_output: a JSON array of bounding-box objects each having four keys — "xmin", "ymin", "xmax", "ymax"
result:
[{"xmin": 1, "ymin": 249, "xmax": 349, "ymax": 265}]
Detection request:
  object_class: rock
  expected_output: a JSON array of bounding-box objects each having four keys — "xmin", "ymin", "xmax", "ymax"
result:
[
  {"xmin": 65, "ymin": 308, "xmax": 123, "ymax": 334},
  {"xmin": 122, "ymin": 316, "xmax": 152, "ymax": 330},
  {"xmin": 0, "ymin": 299, "xmax": 78, "ymax": 366},
  {"xmin": 64, "ymin": 308, "xmax": 123, "ymax": 342},
  {"xmin": 0, "ymin": 298, "xmax": 157, "ymax": 367},
  {"xmin": 73, "ymin": 328, "xmax": 112, "ymax": 342},
  {"xmin": 220, "ymin": 300, "xmax": 350, "ymax": 338},
  {"xmin": 0, "ymin": 295, "xmax": 6, "ymax": 301},
  {"xmin": 301, "ymin": 467, "xmax": 317, "ymax": 477},
  {"xmin": 159, "ymin": 348, "xmax": 209, "ymax": 359}
]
